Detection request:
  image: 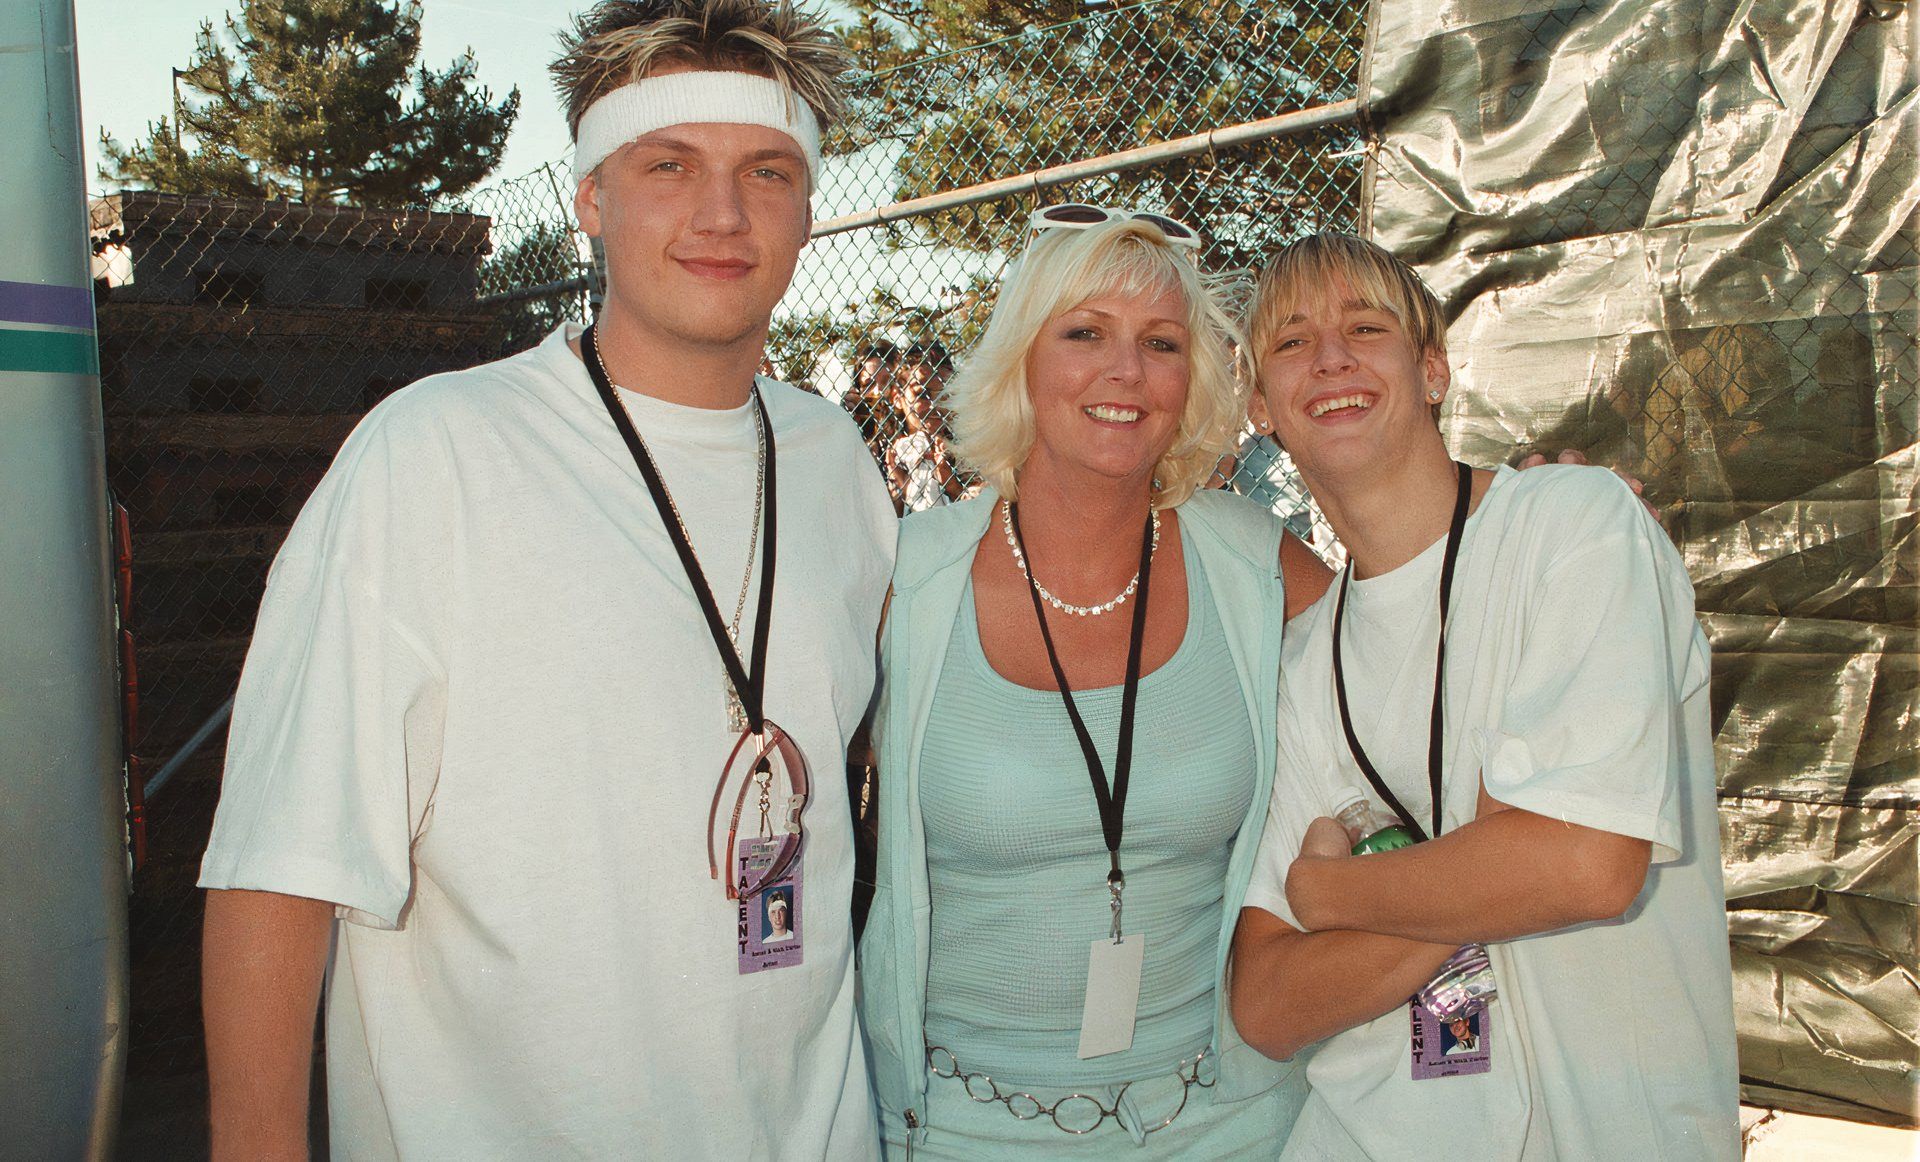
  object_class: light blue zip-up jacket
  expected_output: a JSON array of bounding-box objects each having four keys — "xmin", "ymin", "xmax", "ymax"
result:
[{"xmin": 858, "ymin": 487, "xmax": 1307, "ymax": 1149}]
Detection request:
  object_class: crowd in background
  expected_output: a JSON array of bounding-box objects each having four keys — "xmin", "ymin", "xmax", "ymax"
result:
[{"xmin": 842, "ymin": 338, "xmax": 965, "ymax": 512}]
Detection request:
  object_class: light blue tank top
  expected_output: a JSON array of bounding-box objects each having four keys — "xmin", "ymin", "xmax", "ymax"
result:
[{"xmin": 918, "ymin": 537, "xmax": 1259, "ymax": 1087}]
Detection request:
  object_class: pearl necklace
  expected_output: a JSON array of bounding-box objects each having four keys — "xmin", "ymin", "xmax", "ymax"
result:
[{"xmin": 1002, "ymin": 499, "xmax": 1161, "ymax": 617}]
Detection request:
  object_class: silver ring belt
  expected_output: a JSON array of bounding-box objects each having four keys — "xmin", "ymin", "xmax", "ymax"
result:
[{"xmin": 924, "ymin": 1043, "xmax": 1215, "ymax": 1136}]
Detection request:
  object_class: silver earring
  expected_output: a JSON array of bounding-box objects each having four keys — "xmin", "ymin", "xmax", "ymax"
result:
[{"xmin": 1428, "ymin": 390, "xmax": 1442, "ymax": 401}]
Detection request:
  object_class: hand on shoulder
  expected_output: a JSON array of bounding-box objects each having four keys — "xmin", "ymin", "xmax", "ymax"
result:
[{"xmin": 1517, "ymin": 449, "xmax": 1657, "ymax": 520}]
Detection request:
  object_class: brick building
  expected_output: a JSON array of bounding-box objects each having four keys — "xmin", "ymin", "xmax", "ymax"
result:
[{"xmin": 91, "ymin": 192, "xmax": 498, "ymax": 755}]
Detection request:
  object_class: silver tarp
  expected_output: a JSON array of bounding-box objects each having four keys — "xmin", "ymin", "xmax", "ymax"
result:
[{"xmin": 1359, "ymin": 0, "xmax": 1918, "ymax": 1124}]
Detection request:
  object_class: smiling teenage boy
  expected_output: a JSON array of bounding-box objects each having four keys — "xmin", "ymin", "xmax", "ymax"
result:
[
  {"xmin": 1229, "ymin": 233, "xmax": 1739, "ymax": 1160},
  {"xmin": 196, "ymin": 3, "xmax": 893, "ymax": 1158}
]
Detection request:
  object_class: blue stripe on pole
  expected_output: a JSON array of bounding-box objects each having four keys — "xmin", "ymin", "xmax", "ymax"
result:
[{"xmin": 0, "ymin": 280, "xmax": 94, "ymax": 330}]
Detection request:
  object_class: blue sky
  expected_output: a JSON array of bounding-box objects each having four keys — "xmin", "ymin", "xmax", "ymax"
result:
[{"xmin": 78, "ymin": 0, "xmax": 594, "ymax": 190}]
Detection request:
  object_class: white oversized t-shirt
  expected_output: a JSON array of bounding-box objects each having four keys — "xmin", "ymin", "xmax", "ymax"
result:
[
  {"xmin": 1245, "ymin": 464, "xmax": 1740, "ymax": 1162},
  {"xmin": 201, "ymin": 324, "xmax": 896, "ymax": 1160}
]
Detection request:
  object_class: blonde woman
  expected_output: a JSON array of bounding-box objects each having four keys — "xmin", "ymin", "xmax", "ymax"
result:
[{"xmin": 860, "ymin": 212, "xmax": 1329, "ymax": 1157}]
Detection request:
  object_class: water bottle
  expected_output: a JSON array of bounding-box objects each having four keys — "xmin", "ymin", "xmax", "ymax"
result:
[
  {"xmin": 1331, "ymin": 787, "xmax": 1416, "ymax": 855},
  {"xmin": 1327, "ymin": 788, "xmax": 1497, "ymax": 1019}
]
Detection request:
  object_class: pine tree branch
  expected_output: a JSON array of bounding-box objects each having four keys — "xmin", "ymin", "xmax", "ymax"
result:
[{"xmin": 101, "ymin": 0, "xmax": 517, "ymax": 207}]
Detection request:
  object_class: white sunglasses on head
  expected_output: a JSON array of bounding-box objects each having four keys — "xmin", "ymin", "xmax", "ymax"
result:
[{"xmin": 1027, "ymin": 203, "xmax": 1202, "ymax": 249}]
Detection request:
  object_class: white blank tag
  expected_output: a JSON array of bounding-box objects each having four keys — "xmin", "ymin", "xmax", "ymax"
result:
[{"xmin": 1077, "ymin": 933, "xmax": 1146, "ymax": 1059}]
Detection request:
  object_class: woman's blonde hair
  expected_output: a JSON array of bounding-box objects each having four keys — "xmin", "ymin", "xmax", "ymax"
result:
[
  {"xmin": 551, "ymin": 0, "xmax": 851, "ymax": 139},
  {"xmin": 947, "ymin": 218, "xmax": 1248, "ymax": 509}
]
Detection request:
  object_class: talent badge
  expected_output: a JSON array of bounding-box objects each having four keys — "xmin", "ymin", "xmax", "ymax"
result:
[
  {"xmin": 1077, "ymin": 933, "xmax": 1145, "ymax": 1059},
  {"xmin": 1005, "ymin": 500, "xmax": 1161, "ymax": 1061},
  {"xmin": 1410, "ymin": 999, "xmax": 1491, "ymax": 1079},
  {"xmin": 579, "ymin": 323, "xmax": 812, "ymax": 980},
  {"xmin": 736, "ymin": 836, "xmax": 803, "ymax": 974}
]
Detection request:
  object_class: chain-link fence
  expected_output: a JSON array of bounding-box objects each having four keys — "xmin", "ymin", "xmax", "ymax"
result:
[
  {"xmin": 93, "ymin": 164, "xmax": 627, "ymax": 1132},
  {"xmin": 92, "ymin": 191, "xmax": 508, "ymax": 1137},
  {"xmin": 109, "ymin": 0, "xmax": 1366, "ymax": 1122},
  {"xmin": 780, "ymin": 0, "xmax": 1361, "ymax": 547}
]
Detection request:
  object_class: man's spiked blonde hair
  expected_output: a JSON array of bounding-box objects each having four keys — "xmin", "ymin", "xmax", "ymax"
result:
[{"xmin": 551, "ymin": 0, "xmax": 853, "ymax": 140}]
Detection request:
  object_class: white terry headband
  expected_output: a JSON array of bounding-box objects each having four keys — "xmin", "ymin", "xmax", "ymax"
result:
[{"xmin": 573, "ymin": 70, "xmax": 823, "ymax": 185}]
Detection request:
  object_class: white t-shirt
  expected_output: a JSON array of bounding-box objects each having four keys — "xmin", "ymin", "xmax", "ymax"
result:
[
  {"xmin": 201, "ymin": 325, "xmax": 896, "ymax": 1161},
  {"xmin": 889, "ymin": 431, "xmax": 950, "ymax": 513},
  {"xmin": 1246, "ymin": 464, "xmax": 1740, "ymax": 1162}
]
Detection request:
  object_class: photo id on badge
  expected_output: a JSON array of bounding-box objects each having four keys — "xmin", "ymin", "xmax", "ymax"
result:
[
  {"xmin": 1410, "ymin": 999, "xmax": 1491, "ymax": 1079},
  {"xmin": 1077, "ymin": 934, "xmax": 1146, "ymax": 1059},
  {"xmin": 736, "ymin": 837, "xmax": 802, "ymax": 974}
]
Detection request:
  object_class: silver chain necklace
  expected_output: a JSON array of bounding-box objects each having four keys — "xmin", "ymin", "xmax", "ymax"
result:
[
  {"xmin": 594, "ymin": 327, "xmax": 765, "ymax": 729},
  {"xmin": 1001, "ymin": 498, "xmax": 1161, "ymax": 617}
]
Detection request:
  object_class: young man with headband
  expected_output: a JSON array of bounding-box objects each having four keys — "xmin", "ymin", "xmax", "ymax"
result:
[{"xmin": 197, "ymin": 3, "xmax": 893, "ymax": 1157}]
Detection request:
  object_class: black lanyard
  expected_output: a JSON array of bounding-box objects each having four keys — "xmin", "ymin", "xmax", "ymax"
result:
[
  {"xmin": 1008, "ymin": 503, "xmax": 1156, "ymax": 901},
  {"xmin": 580, "ymin": 322, "xmax": 777, "ymax": 733},
  {"xmin": 1332, "ymin": 461, "xmax": 1472, "ymax": 843}
]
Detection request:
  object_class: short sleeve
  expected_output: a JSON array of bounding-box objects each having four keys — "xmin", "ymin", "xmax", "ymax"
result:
[
  {"xmin": 1243, "ymin": 683, "xmax": 1353, "ymax": 930},
  {"xmin": 198, "ymin": 394, "xmax": 459, "ymax": 928},
  {"xmin": 1481, "ymin": 479, "xmax": 1698, "ymax": 864}
]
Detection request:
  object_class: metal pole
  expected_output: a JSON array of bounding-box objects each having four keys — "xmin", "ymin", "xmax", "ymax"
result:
[
  {"xmin": 811, "ymin": 98, "xmax": 1362, "ymax": 238},
  {"xmin": 171, "ymin": 67, "xmax": 186, "ymax": 151},
  {"xmin": 491, "ymin": 99, "xmax": 1364, "ymax": 309},
  {"xmin": 476, "ymin": 275, "xmax": 593, "ymax": 307},
  {"xmin": 0, "ymin": 1, "xmax": 129, "ymax": 1158},
  {"xmin": 142, "ymin": 696, "xmax": 235, "ymax": 801}
]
